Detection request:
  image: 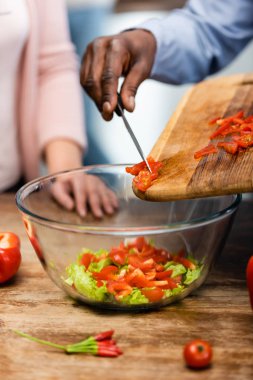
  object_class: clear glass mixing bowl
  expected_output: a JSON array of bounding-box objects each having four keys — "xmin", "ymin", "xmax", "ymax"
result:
[{"xmin": 16, "ymin": 165, "xmax": 241, "ymax": 310}]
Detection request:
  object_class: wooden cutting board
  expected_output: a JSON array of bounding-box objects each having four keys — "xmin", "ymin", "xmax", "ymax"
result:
[{"xmin": 134, "ymin": 73, "xmax": 253, "ymax": 201}]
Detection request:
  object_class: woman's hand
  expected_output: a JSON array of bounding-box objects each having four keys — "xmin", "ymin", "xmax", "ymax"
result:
[
  {"xmin": 44, "ymin": 139, "xmax": 118, "ymax": 218},
  {"xmin": 50, "ymin": 172, "xmax": 118, "ymax": 218},
  {"xmin": 80, "ymin": 29, "xmax": 156, "ymax": 121}
]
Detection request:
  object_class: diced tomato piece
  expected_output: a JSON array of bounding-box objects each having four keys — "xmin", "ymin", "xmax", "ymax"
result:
[
  {"xmin": 107, "ymin": 280, "xmax": 132, "ymax": 294},
  {"xmin": 217, "ymin": 141, "xmax": 239, "ymax": 154},
  {"xmin": 194, "ymin": 144, "xmax": 218, "ymax": 159},
  {"xmin": 115, "ymin": 289, "xmax": 133, "ymax": 299},
  {"xmin": 128, "ymin": 255, "xmax": 155, "ymax": 271},
  {"xmin": 148, "ymin": 280, "xmax": 169, "ymax": 287},
  {"xmin": 96, "ymin": 280, "xmax": 104, "ymax": 288},
  {"xmin": 160, "ymin": 278, "xmax": 178, "ymax": 290},
  {"xmin": 126, "ymin": 268, "xmax": 151, "ymax": 288},
  {"xmin": 127, "ymin": 237, "xmax": 146, "ymax": 252},
  {"xmin": 109, "ymin": 246, "xmax": 128, "ymax": 265},
  {"xmin": 145, "ymin": 270, "xmax": 157, "ymax": 280},
  {"xmin": 155, "ymin": 270, "xmax": 173, "ymax": 280},
  {"xmin": 152, "ymin": 250, "xmax": 171, "ymax": 265},
  {"xmin": 92, "ymin": 266, "xmax": 118, "ymax": 281},
  {"xmin": 128, "ymin": 254, "xmax": 144, "ymax": 268},
  {"xmin": 80, "ymin": 253, "xmax": 94, "ymax": 268},
  {"xmin": 173, "ymin": 256, "xmax": 196, "ymax": 269},
  {"xmin": 173, "ymin": 275, "xmax": 183, "ymax": 284},
  {"xmin": 141, "ymin": 288, "xmax": 164, "ymax": 302},
  {"xmin": 155, "ymin": 264, "xmax": 165, "ymax": 272}
]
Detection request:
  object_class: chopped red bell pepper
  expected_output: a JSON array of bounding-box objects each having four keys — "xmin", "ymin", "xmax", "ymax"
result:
[
  {"xmin": 195, "ymin": 110, "xmax": 253, "ymax": 159},
  {"xmin": 217, "ymin": 141, "xmax": 239, "ymax": 154},
  {"xmin": 194, "ymin": 144, "xmax": 218, "ymax": 159},
  {"xmin": 126, "ymin": 156, "xmax": 163, "ymax": 192}
]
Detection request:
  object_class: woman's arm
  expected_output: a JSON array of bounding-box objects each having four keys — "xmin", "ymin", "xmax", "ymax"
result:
[{"xmin": 36, "ymin": 0, "xmax": 86, "ymax": 157}]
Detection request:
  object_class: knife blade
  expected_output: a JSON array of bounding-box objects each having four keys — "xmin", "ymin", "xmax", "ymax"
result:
[{"xmin": 115, "ymin": 94, "xmax": 152, "ymax": 173}]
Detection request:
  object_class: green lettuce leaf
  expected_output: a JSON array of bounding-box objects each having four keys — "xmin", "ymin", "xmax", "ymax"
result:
[
  {"xmin": 88, "ymin": 258, "xmax": 112, "ymax": 272},
  {"xmin": 164, "ymin": 262, "xmax": 187, "ymax": 277},
  {"xmin": 119, "ymin": 288, "xmax": 149, "ymax": 305},
  {"xmin": 183, "ymin": 266, "xmax": 202, "ymax": 285},
  {"xmin": 65, "ymin": 264, "xmax": 108, "ymax": 301},
  {"xmin": 164, "ymin": 285, "xmax": 185, "ymax": 298}
]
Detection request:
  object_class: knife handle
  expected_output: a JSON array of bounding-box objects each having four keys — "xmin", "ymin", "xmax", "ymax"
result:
[{"xmin": 115, "ymin": 92, "xmax": 124, "ymax": 117}]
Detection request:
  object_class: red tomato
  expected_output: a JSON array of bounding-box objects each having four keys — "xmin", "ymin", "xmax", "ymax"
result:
[
  {"xmin": 141, "ymin": 287, "xmax": 164, "ymax": 302},
  {"xmin": 0, "ymin": 232, "xmax": 21, "ymax": 283},
  {"xmin": 184, "ymin": 339, "xmax": 213, "ymax": 369},
  {"xmin": 246, "ymin": 256, "xmax": 253, "ymax": 310}
]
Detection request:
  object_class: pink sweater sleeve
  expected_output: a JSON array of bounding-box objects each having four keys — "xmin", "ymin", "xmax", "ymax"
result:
[{"xmin": 35, "ymin": 0, "xmax": 87, "ymax": 153}]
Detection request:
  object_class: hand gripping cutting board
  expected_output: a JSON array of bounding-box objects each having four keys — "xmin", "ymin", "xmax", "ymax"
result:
[{"xmin": 134, "ymin": 73, "xmax": 253, "ymax": 201}]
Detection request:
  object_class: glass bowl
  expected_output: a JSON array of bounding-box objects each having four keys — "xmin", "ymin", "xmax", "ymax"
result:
[{"xmin": 16, "ymin": 165, "xmax": 241, "ymax": 311}]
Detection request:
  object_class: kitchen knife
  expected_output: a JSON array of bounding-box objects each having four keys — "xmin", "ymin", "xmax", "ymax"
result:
[{"xmin": 115, "ymin": 94, "xmax": 152, "ymax": 173}]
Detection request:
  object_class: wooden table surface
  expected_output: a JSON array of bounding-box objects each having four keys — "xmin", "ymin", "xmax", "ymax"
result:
[{"xmin": 1, "ymin": 193, "xmax": 253, "ymax": 380}]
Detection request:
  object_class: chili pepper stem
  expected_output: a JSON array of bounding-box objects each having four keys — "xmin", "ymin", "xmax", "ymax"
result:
[{"xmin": 13, "ymin": 330, "xmax": 66, "ymax": 351}]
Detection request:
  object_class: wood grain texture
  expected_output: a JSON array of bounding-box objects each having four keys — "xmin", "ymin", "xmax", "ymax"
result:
[
  {"xmin": 134, "ymin": 73, "xmax": 253, "ymax": 201},
  {"xmin": 1, "ymin": 193, "xmax": 253, "ymax": 380}
]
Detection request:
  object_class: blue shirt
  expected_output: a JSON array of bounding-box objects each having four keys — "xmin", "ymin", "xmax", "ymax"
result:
[{"xmin": 139, "ymin": 0, "xmax": 253, "ymax": 84}]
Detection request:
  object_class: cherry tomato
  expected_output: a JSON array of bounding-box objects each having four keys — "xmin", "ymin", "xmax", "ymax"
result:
[
  {"xmin": 184, "ymin": 339, "xmax": 213, "ymax": 369},
  {"xmin": 246, "ymin": 256, "xmax": 253, "ymax": 310},
  {"xmin": 0, "ymin": 232, "xmax": 21, "ymax": 283}
]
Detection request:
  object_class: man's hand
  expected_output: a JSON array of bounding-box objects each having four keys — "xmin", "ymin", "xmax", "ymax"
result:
[{"xmin": 80, "ymin": 29, "xmax": 156, "ymax": 121}]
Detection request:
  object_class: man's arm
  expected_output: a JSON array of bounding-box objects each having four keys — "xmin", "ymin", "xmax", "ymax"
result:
[{"xmin": 140, "ymin": 0, "xmax": 253, "ymax": 84}]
